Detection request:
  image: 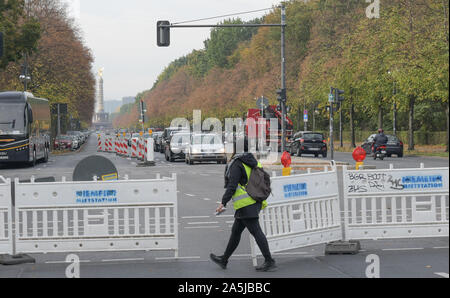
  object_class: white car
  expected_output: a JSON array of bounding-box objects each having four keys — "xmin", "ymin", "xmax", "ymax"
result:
[
  {"xmin": 166, "ymin": 132, "xmax": 191, "ymax": 162},
  {"xmin": 186, "ymin": 133, "xmax": 227, "ymax": 165}
]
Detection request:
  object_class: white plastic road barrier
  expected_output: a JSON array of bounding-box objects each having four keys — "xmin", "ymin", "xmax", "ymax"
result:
[
  {"xmin": 343, "ymin": 165, "xmax": 449, "ymax": 241},
  {"xmin": 145, "ymin": 138, "xmax": 155, "ymax": 163},
  {"xmin": 250, "ymin": 167, "xmax": 342, "ymax": 265},
  {"xmin": 13, "ymin": 175, "xmax": 179, "ymax": 256},
  {"xmin": 137, "ymin": 138, "xmax": 155, "ymax": 166},
  {"xmin": 0, "ymin": 176, "xmax": 12, "ymax": 255}
]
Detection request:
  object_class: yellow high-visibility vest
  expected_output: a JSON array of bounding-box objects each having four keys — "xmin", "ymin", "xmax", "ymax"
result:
[{"xmin": 232, "ymin": 162, "xmax": 268, "ymax": 211}]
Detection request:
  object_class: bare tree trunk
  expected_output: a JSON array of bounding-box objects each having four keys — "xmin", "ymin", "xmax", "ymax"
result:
[
  {"xmin": 378, "ymin": 105, "xmax": 383, "ymax": 130},
  {"xmin": 408, "ymin": 95, "xmax": 415, "ymax": 151}
]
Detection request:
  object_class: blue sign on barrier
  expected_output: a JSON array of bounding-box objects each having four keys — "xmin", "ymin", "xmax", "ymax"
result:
[
  {"xmin": 283, "ymin": 183, "xmax": 308, "ymax": 199},
  {"xmin": 75, "ymin": 189, "xmax": 118, "ymax": 204},
  {"xmin": 402, "ymin": 175, "xmax": 443, "ymax": 190}
]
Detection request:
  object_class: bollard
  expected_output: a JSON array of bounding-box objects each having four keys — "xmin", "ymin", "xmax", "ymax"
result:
[{"xmin": 137, "ymin": 138, "xmax": 156, "ymax": 167}]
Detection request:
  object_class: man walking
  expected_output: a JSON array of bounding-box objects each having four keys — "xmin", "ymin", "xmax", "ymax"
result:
[{"xmin": 210, "ymin": 151, "xmax": 276, "ymax": 272}]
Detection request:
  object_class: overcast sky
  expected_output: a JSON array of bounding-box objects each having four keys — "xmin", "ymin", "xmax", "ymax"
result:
[{"xmin": 64, "ymin": 0, "xmax": 282, "ymax": 102}]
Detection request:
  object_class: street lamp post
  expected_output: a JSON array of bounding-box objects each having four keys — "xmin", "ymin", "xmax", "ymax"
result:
[{"xmin": 393, "ymin": 81, "xmax": 397, "ymax": 136}]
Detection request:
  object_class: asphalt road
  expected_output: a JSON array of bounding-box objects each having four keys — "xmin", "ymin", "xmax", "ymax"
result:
[{"xmin": 0, "ymin": 135, "xmax": 448, "ymax": 279}]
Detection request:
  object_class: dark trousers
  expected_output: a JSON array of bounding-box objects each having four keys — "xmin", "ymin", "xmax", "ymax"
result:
[{"xmin": 223, "ymin": 218, "xmax": 272, "ymax": 262}]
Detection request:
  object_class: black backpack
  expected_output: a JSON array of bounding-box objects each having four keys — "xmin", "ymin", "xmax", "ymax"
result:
[{"xmin": 245, "ymin": 166, "xmax": 272, "ymax": 203}]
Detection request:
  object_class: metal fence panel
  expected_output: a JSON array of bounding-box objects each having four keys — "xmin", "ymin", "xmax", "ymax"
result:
[
  {"xmin": 250, "ymin": 168, "xmax": 342, "ymax": 265},
  {"xmin": 343, "ymin": 166, "xmax": 449, "ymax": 240},
  {"xmin": 14, "ymin": 176, "xmax": 178, "ymax": 256},
  {"xmin": 0, "ymin": 176, "xmax": 12, "ymax": 254}
]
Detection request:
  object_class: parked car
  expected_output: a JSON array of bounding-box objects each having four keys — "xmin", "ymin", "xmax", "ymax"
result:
[
  {"xmin": 54, "ymin": 135, "xmax": 76, "ymax": 150},
  {"xmin": 67, "ymin": 131, "xmax": 85, "ymax": 145},
  {"xmin": 289, "ymin": 132, "xmax": 327, "ymax": 158},
  {"xmin": 165, "ymin": 132, "xmax": 191, "ymax": 162},
  {"xmin": 186, "ymin": 133, "xmax": 227, "ymax": 165},
  {"xmin": 362, "ymin": 134, "xmax": 404, "ymax": 157},
  {"xmin": 160, "ymin": 126, "xmax": 189, "ymax": 154}
]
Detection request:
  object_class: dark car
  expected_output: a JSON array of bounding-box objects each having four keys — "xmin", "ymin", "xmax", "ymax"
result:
[
  {"xmin": 160, "ymin": 127, "xmax": 189, "ymax": 153},
  {"xmin": 362, "ymin": 134, "xmax": 404, "ymax": 157},
  {"xmin": 290, "ymin": 132, "xmax": 327, "ymax": 158},
  {"xmin": 152, "ymin": 131, "xmax": 164, "ymax": 152}
]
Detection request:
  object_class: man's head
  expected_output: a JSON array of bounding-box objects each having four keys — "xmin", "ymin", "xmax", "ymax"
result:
[{"xmin": 378, "ymin": 128, "xmax": 384, "ymax": 134}]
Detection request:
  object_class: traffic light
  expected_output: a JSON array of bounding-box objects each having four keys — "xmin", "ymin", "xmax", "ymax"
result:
[
  {"xmin": 336, "ymin": 89, "xmax": 345, "ymax": 102},
  {"xmin": 140, "ymin": 100, "xmax": 146, "ymax": 123},
  {"xmin": 0, "ymin": 32, "xmax": 4, "ymax": 58},
  {"xmin": 157, "ymin": 21, "xmax": 171, "ymax": 47},
  {"xmin": 276, "ymin": 88, "xmax": 286, "ymax": 103}
]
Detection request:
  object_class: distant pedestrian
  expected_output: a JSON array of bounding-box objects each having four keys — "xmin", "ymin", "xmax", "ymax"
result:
[{"xmin": 210, "ymin": 150, "xmax": 276, "ymax": 272}]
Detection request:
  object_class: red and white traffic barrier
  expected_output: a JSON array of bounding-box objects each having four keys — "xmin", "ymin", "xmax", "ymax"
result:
[
  {"xmin": 136, "ymin": 138, "xmax": 155, "ymax": 167},
  {"xmin": 97, "ymin": 135, "xmax": 104, "ymax": 152},
  {"xmin": 131, "ymin": 138, "xmax": 138, "ymax": 158}
]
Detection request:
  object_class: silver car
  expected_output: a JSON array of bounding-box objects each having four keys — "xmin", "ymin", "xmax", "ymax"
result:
[{"xmin": 186, "ymin": 133, "xmax": 227, "ymax": 165}]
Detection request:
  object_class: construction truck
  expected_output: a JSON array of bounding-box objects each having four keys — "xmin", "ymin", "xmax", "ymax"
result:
[{"xmin": 244, "ymin": 105, "xmax": 294, "ymax": 152}]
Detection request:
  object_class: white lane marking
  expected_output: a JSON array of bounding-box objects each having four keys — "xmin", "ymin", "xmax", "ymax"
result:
[
  {"xmin": 203, "ymin": 198, "xmax": 211, "ymax": 201},
  {"xmin": 188, "ymin": 222, "xmax": 219, "ymax": 225},
  {"xmin": 184, "ymin": 226, "xmax": 221, "ymax": 229},
  {"xmin": 382, "ymin": 248, "xmax": 424, "ymax": 251},
  {"xmin": 433, "ymin": 246, "xmax": 449, "ymax": 249},
  {"xmin": 101, "ymin": 258, "xmax": 145, "ymax": 263},
  {"xmin": 185, "ymin": 194, "xmax": 195, "ymax": 197},
  {"xmin": 45, "ymin": 260, "xmax": 91, "ymax": 264},
  {"xmin": 182, "ymin": 216, "xmax": 210, "ymax": 219},
  {"xmin": 435, "ymin": 272, "xmax": 449, "ymax": 278},
  {"xmin": 155, "ymin": 256, "xmax": 201, "ymax": 261},
  {"xmin": 273, "ymin": 252, "xmax": 310, "ymax": 256},
  {"xmin": 231, "ymin": 252, "xmax": 312, "ymax": 258}
]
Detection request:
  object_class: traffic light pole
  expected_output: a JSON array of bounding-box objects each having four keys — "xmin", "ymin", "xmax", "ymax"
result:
[
  {"xmin": 140, "ymin": 100, "xmax": 146, "ymax": 132},
  {"xmin": 158, "ymin": 4, "xmax": 288, "ymax": 152},
  {"xmin": 280, "ymin": 5, "xmax": 287, "ymax": 153},
  {"xmin": 339, "ymin": 101, "xmax": 343, "ymax": 147},
  {"xmin": 57, "ymin": 104, "xmax": 61, "ymax": 136},
  {"xmin": 330, "ymin": 88, "xmax": 335, "ymax": 160}
]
